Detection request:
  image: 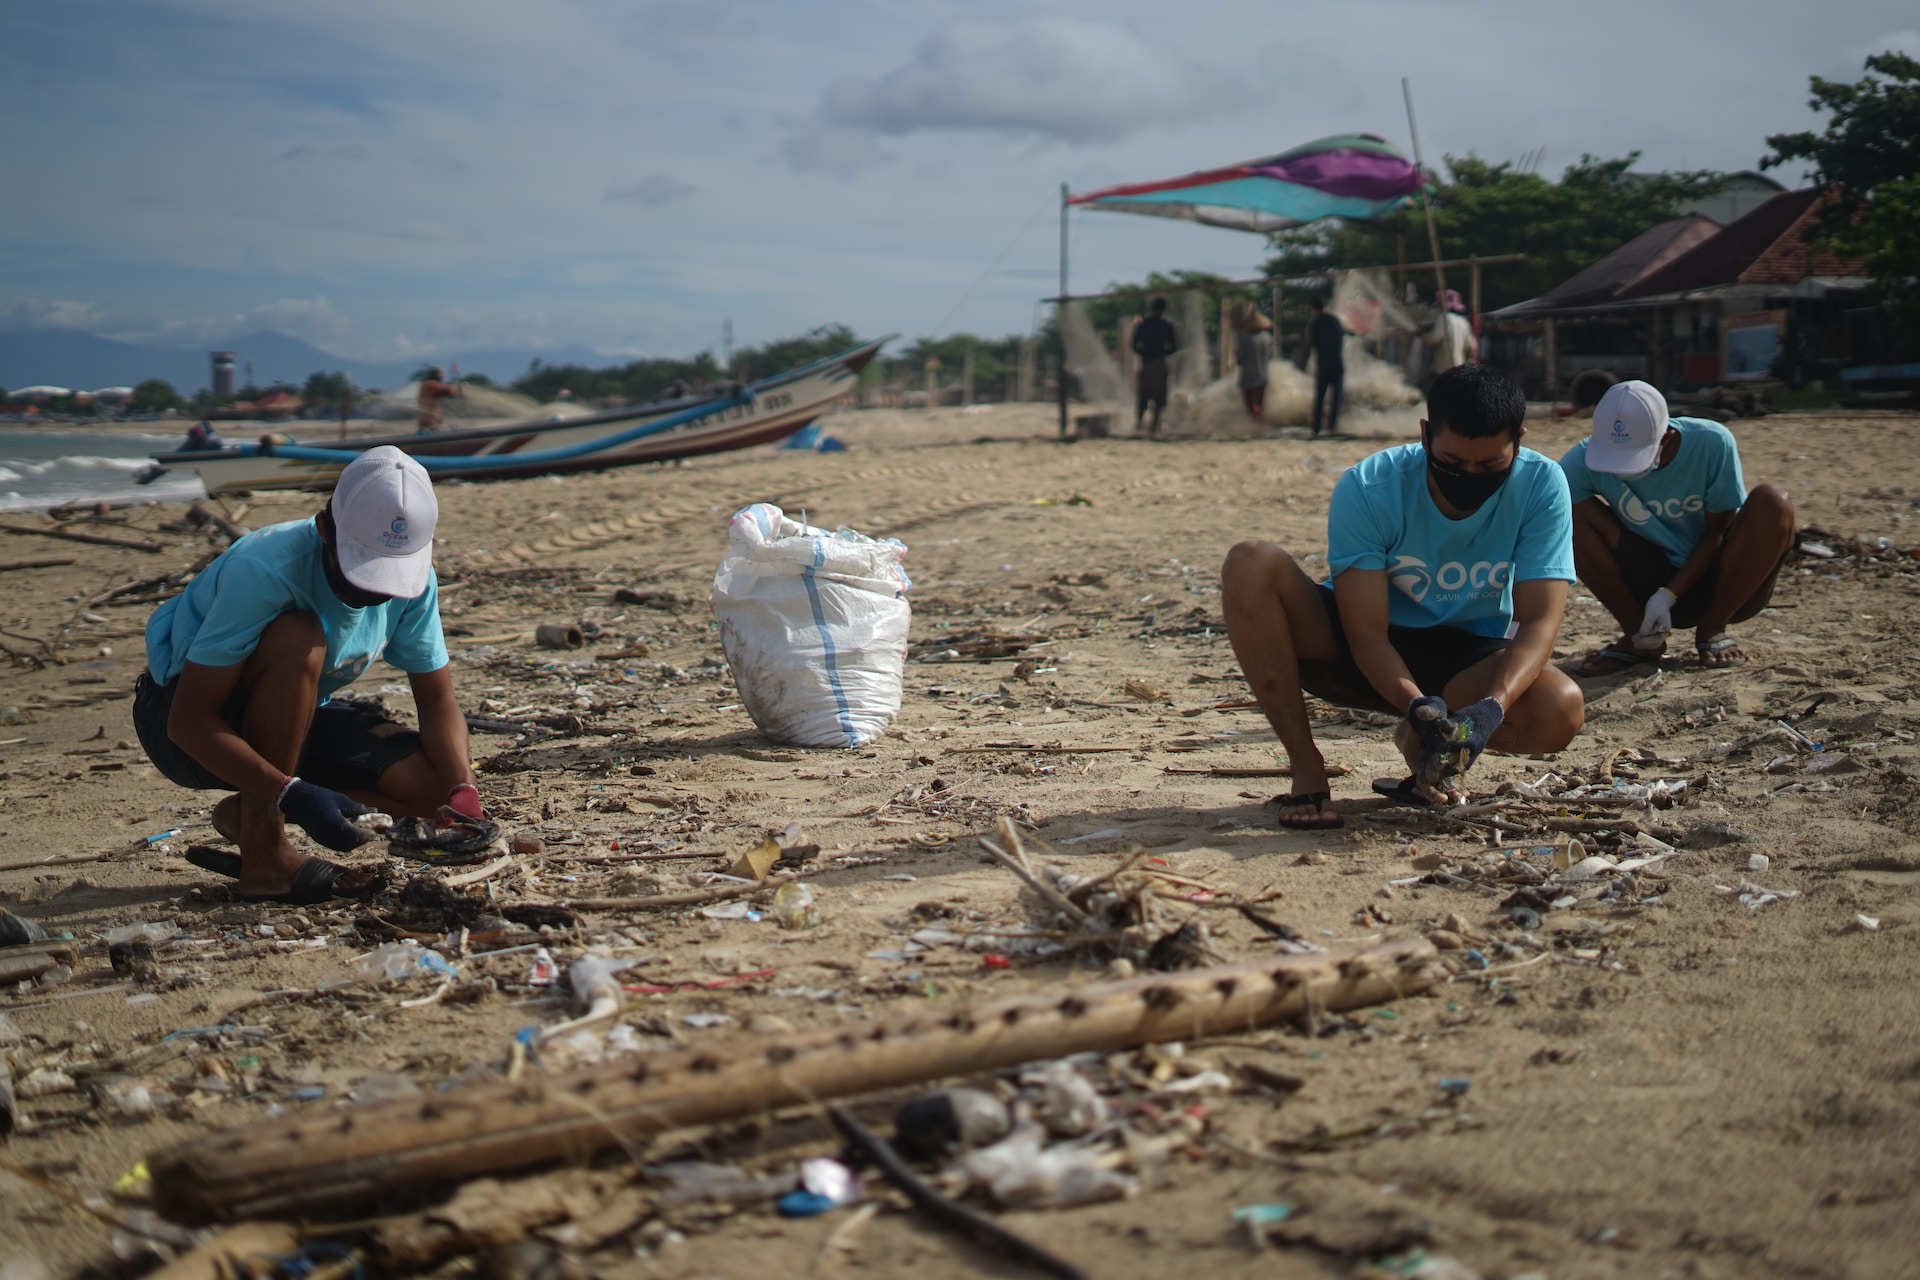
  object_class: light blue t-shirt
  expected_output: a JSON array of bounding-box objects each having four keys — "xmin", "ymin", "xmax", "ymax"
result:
[
  {"xmin": 1326, "ymin": 443, "xmax": 1575, "ymax": 638},
  {"xmin": 145, "ymin": 518, "xmax": 448, "ymax": 702},
  {"xmin": 1559, "ymin": 416, "xmax": 1746, "ymax": 568}
]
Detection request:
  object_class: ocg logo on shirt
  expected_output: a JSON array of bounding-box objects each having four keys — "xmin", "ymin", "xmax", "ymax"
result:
[
  {"xmin": 1390, "ymin": 555, "xmax": 1511, "ymax": 603},
  {"xmin": 1619, "ymin": 492, "xmax": 1704, "ymax": 525}
]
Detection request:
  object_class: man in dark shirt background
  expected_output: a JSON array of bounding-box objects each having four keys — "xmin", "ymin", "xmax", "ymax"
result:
[
  {"xmin": 1130, "ymin": 295, "xmax": 1177, "ymax": 437},
  {"xmin": 1307, "ymin": 295, "xmax": 1348, "ymax": 438}
]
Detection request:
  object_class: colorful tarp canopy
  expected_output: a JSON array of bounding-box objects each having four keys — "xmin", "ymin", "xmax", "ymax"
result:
[{"xmin": 1068, "ymin": 133, "xmax": 1423, "ymax": 234}]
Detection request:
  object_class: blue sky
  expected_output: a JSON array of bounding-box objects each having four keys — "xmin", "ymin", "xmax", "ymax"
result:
[{"xmin": 2, "ymin": 1, "xmax": 1915, "ymax": 363}]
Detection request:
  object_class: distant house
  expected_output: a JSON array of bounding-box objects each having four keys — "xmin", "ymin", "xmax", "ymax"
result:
[{"xmin": 1486, "ymin": 186, "xmax": 1871, "ymax": 401}]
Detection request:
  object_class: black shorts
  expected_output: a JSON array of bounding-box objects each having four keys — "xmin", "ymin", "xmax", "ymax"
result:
[
  {"xmin": 1297, "ymin": 584, "xmax": 1510, "ymax": 716},
  {"xmin": 132, "ymin": 670, "xmax": 423, "ymax": 795},
  {"xmin": 1613, "ymin": 526, "xmax": 1782, "ymax": 630},
  {"xmin": 1137, "ymin": 359, "xmax": 1170, "ymax": 410}
]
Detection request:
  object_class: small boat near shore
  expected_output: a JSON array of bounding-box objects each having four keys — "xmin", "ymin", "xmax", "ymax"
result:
[{"xmin": 139, "ymin": 338, "xmax": 887, "ymax": 495}]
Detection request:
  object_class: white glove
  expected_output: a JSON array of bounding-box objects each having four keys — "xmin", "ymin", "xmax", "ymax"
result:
[{"xmin": 1633, "ymin": 587, "xmax": 1677, "ymax": 648}]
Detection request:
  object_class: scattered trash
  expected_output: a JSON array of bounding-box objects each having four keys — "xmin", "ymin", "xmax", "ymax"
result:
[
  {"xmin": 894, "ymin": 1088, "xmax": 1013, "ymax": 1161},
  {"xmin": 1748, "ymin": 853, "xmax": 1771, "ymax": 873},
  {"xmin": 1436, "ymin": 1077, "xmax": 1472, "ymax": 1097},
  {"xmin": 1038, "ymin": 1061, "xmax": 1108, "ymax": 1137},
  {"xmin": 355, "ymin": 942, "xmax": 458, "ymax": 983},
  {"xmin": 527, "ymin": 948, "xmax": 559, "ymax": 986},
  {"xmin": 771, "ymin": 882, "xmax": 820, "ymax": 930},
  {"xmin": 0, "ymin": 909, "xmax": 48, "ymax": 947},
  {"xmin": 534, "ymin": 623, "xmax": 584, "ymax": 650},
  {"xmin": 958, "ymin": 1127, "xmax": 1134, "ymax": 1209},
  {"xmin": 1852, "ymin": 914, "xmax": 1880, "ymax": 933}
]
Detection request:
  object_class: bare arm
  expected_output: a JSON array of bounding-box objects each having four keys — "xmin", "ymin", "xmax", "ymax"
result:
[
  {"xmin": 1662, "ymin": 509, "xmax": 1732, "ymax": 599},
  {"xmin": 167, "ymin": 661, "xmax": 286, "ymax": 801},
  {"xmin": 408, "ymin": 665, "xmax": 474, "ymax": 794},
  {"xmin": 1332, "ymin": 568, "xmax": 1423, "ymax": 713},
  {"xmin": 1483, "ymin": 578, "xmax": 1568, "ymax": 710}
]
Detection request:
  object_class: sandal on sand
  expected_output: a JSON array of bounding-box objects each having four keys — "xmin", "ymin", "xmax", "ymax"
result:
[
  {"xmin": 1697, "ymin": 636, "xmax": 1746, "ymax": 668},
  {"xmin": 183, "ymin": 844, "xmax": 383, "ymax": 905},
  {"xmin": 1273, "ymin": 791, "xmax": 1342, "ymax": 830},
  {"xmin": 1371, "ymin": 776, "xmax": 1435, "ymax": 807},
  {"xmin": 1571, "ymin": 641, "xmax": 1660, "ymax": 677}
]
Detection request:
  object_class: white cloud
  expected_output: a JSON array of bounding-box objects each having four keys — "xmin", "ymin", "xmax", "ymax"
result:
[
  {"xmin": 819, "ymin": 18, "xmax": 1240, "ymax": 143},
  {"xmin": 5, "ymin": 299, "xmax": 109, "ymax": 332},
  {"xmin": 606, "ymin": 173, "xmax": 695, "ymax": 206},
  {"xmin": 237, "ymin": 297, "xmax": 354, "ymax": 346}
]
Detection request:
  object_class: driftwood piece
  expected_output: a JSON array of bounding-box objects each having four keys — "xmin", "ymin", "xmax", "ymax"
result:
[
  {"xmin": 0, "ymin": 557, "xmax": 76, "ymax": 573},
  {"xmin": 0, "ymin": 522, "xmax": 162, "ymax": 552},
  {"xmin": 147, "ymin": 939, "xmax": 1438, "ymax": 1224},
  {"xmin": 188, "ymin": 501, "xmax": 250, "ymax": 544}
]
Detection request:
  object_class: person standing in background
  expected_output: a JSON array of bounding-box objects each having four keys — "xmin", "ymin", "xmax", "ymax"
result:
[
  {"xmin": 1235, "ymin": 308, "xmax": 1275, "ymax": 420},
  {"xmin": 1130, "ymin": 295, "xmax": 1177, "ymax": 438},
  {"xmin": 1307, "ymin": 295, "xmax": 1348, "ymax": 438},
  {"xmin": 416, "ymin": 367, "xmax": 461, "ymax": 434}
]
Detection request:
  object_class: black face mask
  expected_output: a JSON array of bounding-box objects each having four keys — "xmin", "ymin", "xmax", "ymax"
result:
[{"xmin": 1425, "ymin": 448, "xmax": 1513, "ymax": 515}]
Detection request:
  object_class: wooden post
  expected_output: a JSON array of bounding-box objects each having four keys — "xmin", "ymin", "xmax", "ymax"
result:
[
  {"xmin": 1402, "ymin": 78, "xmax": 1448, "ymax": 300},
  {"xmin": 1469, "ymin": 257, "xmax": 1482, "ymax": 361},
  {"xmin": 1058, "ymin": 180, "xmax": 1070, "ymax": 438},
  {"xmin": 961, "ymin": 347, "xmax": 974, "ymax": 407},
  {"xmin": 1019, "ymin": 337, "xmax": 1037, "ymax": 403},
  {"xmin": 923, "ymin": 357, "xmax": 941, "ymax": 409},
  {"xmin": 1543, "ymin": 318, "xmax": 1558, "ymax": 409},
  {"xmin": 1219, "ymin": 304, "xmax": 1237, "ymax": 381}
]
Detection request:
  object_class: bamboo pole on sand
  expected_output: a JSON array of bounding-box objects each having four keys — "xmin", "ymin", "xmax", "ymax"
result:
[{"xmin": 148, "ymin": 939, "xmax": 1439, "ymax": 1225}]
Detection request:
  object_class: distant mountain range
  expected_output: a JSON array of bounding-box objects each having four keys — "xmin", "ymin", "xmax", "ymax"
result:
[{"xmin": 0, "ymin": 327, "xmax": 625, "ymax": 394}]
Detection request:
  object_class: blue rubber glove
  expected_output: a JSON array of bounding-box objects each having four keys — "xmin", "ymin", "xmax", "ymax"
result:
[
  {"xmin": 1407, "ymin": 695, "xmax": 1452, "ymax": 754},
  {"xmin": 1443, "ymin": 697, "xmax": 1506, "ymax": 773},
  {"xmin": 277, "ymin": 777, "xmax": 376, "ymax": 852}
]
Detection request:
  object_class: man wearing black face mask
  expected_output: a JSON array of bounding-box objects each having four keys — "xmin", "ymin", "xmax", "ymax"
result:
[
  {"xmin": 132, "ymin": 447, "xmax": 482, "ymax": 903},
  {"xmin": 1221, "ymin": 364, "xmax": 1585, "ymax": 828}
]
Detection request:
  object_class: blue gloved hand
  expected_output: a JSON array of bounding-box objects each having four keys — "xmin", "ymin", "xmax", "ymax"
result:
[
  {"xmin": 1443, "ymin": 697, "xmax": 1506, "ymax": 773},
  {"xmin": 1407, "ymin": 695, "xmax": 1452, "ymax": 753},
  {"xmin": 277, "ymin": 777, "xmax": 376, "ymax": 852}
]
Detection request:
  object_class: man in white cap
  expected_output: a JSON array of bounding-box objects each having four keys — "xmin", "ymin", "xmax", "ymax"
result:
[
  {"xmin": 1560, "ymin": 380, "xmax": 1795, "ymax": 673},
  {"xmin": 133, "ymin": 446, "xmax": 481, "ymax": 902}
]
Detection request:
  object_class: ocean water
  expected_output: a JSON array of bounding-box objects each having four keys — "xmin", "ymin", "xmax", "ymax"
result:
[{"xmin": 0, "ymin": 430, "xmax": 207, "ymax": 512}]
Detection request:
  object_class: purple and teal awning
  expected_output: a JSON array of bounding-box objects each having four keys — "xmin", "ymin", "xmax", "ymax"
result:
[{"xmin": 1068, "ymin": 133, "xmax": 1423, "ymax": 234}]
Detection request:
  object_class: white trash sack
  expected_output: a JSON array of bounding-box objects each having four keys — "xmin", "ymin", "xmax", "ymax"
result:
[{"xmin": 712, "ymin": 503, "xmax": 911, "ymax": 748}]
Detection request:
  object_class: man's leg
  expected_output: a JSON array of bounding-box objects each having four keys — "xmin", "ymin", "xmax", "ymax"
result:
[
  {"xmin": 1221, "ymin": 541, "xmax": 1341, "ymax": 825},
  {"xmin": 1310, "ymin": 372, "xmax": 1327, "ymax": 436},
  {"xmin": 223, "ymin": 612, "xmax": 377, "ymax": 897},
  {"xmin": 343, "ymin": 742, "xmax": 462, "ymax": 818},
  {"xmin": 1693, "ymin": 484, "xmax": 1795, "ymax": 666},
  {"xmin": 1439, "ymin": 654, "xmax": 1585, "ymax": 756},
  {"xmin": 1326, "ymin": 369, "xmax": 1344, "ymax": 435},
  {"xmin": 1570, "ymin": 500, "xmax": 1654, "ymax": 648}
]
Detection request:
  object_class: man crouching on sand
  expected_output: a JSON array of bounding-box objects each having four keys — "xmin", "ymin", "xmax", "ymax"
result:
[
  {"xmin": 1221, "ymin": 364, "xmax": 1585, "ymax": 829},
  {"xmin": 132, "ymin": 447, "xmax": 482, "ymax": 903}
]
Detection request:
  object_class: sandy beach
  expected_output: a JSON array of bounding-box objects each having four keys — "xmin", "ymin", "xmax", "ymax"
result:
[{"xmin": 4, "ymin": 402, "xmax": 1920, "ymax": 1278}]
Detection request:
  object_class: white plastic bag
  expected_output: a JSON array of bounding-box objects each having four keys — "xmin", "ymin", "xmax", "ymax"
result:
[{"xmin": 712, "ymin": 503, "xmax": 910, "ymax": 748}]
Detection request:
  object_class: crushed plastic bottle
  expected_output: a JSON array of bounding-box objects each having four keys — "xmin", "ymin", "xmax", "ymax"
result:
[
  {"xmin": 959, "ymin": 1128, "xmax": 1134, "ymax": 1209},
  {"xmin": 772, "ymin": 882, "xmax": 820, "ymax": 930},
  {"xmin": 354, "ymin": 942, "xmax": 457, "ymax": 983},
  {"xmin": 349, "ymin": 1072, "xmax": 424, "ymax": 1106},
  {"xmin": 105, "ymin": 921, "xmax": 175, "ymax": 947},
  {"xmin": 1038, "ymin": 1060, "xmax": 1107, "ymax": 1137}
]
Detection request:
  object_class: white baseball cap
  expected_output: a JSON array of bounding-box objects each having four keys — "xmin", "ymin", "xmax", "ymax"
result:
[
  {"xmin": 1586, "ymin": 380, "xmax": 1670, "ymax": 474},
  {"xmin": 329, "ymin": 446, "xmax": 437, "ymax": 598}
]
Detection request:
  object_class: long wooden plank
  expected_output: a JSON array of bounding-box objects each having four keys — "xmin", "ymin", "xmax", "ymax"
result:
[{"xmin": 147, "ymin": 939, "xmax": 1438, "ymax": 1224}]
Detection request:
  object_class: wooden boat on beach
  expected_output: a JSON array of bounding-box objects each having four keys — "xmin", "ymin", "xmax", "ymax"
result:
[{"xmin": 139, "ymin": 338, "xmax": 887, "ymax": 495}]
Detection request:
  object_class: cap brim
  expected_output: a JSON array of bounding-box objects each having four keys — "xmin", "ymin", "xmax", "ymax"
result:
[
  {"xmin": 1585, "ymin": 437, "xmax": 1661, "ymax": 474},
  {"xmin": 336, "ymin": 532, "xmax": 432, "ymax": 598}
]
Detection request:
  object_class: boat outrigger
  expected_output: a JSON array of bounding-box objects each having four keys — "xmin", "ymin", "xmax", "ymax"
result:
[{"xmin": 139, "ymin": 338, "xmax": 888, "ymax": 495}]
